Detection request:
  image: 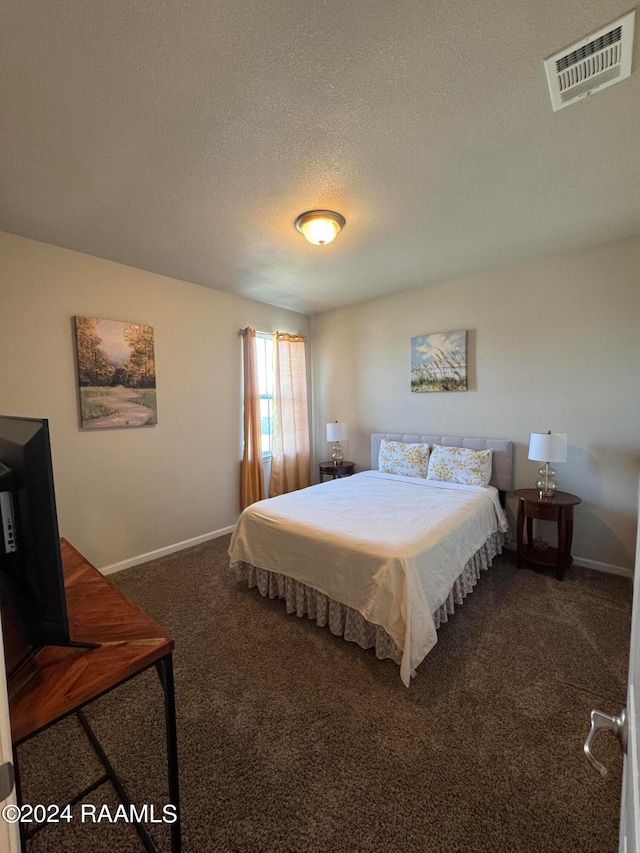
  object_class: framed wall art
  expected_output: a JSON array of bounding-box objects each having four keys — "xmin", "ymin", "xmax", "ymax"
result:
[
  {"xmin": 74, "ymin": 316, "xmax": 158, "ymax": 428},
  {"xmin": 410, "ymin": 329, "xmax": 467, "ymax": 392}
]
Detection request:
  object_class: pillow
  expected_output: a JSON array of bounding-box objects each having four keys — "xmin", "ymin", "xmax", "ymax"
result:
[
  {"xmin": 378, "ymin": 439, "xmax": 431, "ymax": 478},
  {"xmin": 427, "ymin": 444, "xmax": 493, "ymax": 487}
]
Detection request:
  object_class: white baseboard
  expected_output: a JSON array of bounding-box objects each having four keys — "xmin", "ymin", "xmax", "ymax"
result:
[
  {"xmin": 99, "ymin": 525, "xmax": 236, "ymax": 575},
  {"xmin": 502, "ymin": 543, "xmax": 632, "ymax": 578},
  {"xmin": 571, "ymin": 555, "xmax": 633, "ymax": 579},
  {"xmin": 102, "ymin": 531, "xmax": 633, "ymax": 579}
]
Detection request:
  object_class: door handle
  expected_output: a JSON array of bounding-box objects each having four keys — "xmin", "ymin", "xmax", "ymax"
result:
[{"xmin": 584, "ymin": 708, "xmax": 627, "ymax": 777}]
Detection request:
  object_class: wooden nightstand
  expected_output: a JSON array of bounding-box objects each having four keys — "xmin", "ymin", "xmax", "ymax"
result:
[
  {"xmin": 319, "ymin": 461, "xmax": 355, "ymax": 482},
  {"xmin": 514, "ymin": 488, "xmax": 582, "ymax": 581}
]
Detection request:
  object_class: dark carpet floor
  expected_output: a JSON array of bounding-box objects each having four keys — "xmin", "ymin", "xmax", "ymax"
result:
[{"xmin": 19, "ymin": 535, "xmax": 632, "ymax": 852}]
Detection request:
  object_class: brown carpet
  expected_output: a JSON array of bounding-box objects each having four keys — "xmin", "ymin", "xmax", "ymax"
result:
[{"xmin": 19, "ymin": 535, "xmax": 631, "ymax": 852}]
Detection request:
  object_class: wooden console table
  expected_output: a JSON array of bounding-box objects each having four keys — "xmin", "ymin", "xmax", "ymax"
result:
[{"xmin": 4, "ymin": 539, "xmax": 181, "ymax": 852}]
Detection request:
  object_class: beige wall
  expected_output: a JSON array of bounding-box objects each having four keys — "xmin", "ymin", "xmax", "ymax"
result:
[
  {"xmin": 2, "ymin": 231, "xmax": 638, "ymax": 573},
  {"xmin": 311, "ymin": 236, "xmax": 640, "ymax": 572},
  {"xmin": 0, "ymin": 232, "xmax": 309, "ymax": 569}
]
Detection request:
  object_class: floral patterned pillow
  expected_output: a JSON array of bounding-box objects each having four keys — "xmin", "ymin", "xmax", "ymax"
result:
[
  {"xmin": 378, "ymin": 439, "xmax": 431, "ymax": 478},
  {"xmin": 427, "ymin": 444, "xmax": 493, "ymax": 487}
]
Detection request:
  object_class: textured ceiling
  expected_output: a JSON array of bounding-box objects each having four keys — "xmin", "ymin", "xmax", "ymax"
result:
[{"xmin": 1, "ymin": 0, "xmax": 639, "ymax": 314}]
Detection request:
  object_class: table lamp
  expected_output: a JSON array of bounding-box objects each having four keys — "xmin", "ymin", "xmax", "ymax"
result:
[
  {"xmin": 528, "ymin": 431, "xmax": 567, "ymax": 498},
  {"xmin": 326, "ymin": 421, "xmax": 348, "ymax": 465}
]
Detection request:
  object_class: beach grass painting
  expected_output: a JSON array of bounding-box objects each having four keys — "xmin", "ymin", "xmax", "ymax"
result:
[
  {"xmin": 75, "ymin": 316, "xmax": 158, "ymax": 428},
  {"xmin": 411, "ymin": 330, "xmax": 467, "ymax": 392}
]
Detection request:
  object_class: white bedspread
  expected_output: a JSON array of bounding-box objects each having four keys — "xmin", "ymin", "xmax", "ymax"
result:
[{"xmin": 229, "ymin": 470, "xmax": 508, "ymax": 685}]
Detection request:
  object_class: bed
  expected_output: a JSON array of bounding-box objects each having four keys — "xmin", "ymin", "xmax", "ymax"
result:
[{"xmin": 229, "ymin": 433, "xmax": 512, "ymax": 685}]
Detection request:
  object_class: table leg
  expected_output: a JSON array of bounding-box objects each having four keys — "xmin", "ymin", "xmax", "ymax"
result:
[
  {"xmin": 566, "ymin": 514, "xmax": 574, "ymax": 561},
  {"xmin": 517, "ymin": 501, "xmax": 525, "ymax": 568},
  {"xmin": 556, "ymin": 508, "xmax": 574, "ymax": 582},
  {"xmin": 156, "ymin": 654, "xmax": 181, "ymax": 853},
  {"xmin": 557, "ymin": 513, "xmax": 567, "ymax": 581},
  {"xmin": 77, "ymin": 709, "xmax": 158, "ymax": 852}
]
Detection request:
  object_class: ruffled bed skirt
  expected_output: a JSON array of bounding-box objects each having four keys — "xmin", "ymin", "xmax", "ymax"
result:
[{"xmin": 231, "ymin": 529, "xmax": 507, "ymax": 669}]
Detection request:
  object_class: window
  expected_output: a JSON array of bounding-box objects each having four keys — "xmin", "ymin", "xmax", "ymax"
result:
[{"xmin": 255, "ymin": 332, "xmax": 273, "ymax": 458}]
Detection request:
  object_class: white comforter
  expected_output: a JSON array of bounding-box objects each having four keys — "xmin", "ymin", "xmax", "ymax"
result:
[{"xmin": 229, "ymin": 470, "xmax": 508, "ymax": 685}]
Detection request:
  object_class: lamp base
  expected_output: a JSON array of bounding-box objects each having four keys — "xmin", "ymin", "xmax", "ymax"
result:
[
  {"xmin": 537, "ymin": 489, "xmax": 556, "ymax": 499},
  {"xmin": 331, "ymin": 442, "xmax": 344, "ymax": 465},
  {"xmin": 536, "ymin": 463, "xmax": 557, "ymax": 499}
]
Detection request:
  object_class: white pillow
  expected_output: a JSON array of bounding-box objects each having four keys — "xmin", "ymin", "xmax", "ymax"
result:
[
  {"xmin": 427, "ymin": 444, "xmax": 493, "ymax": 487},
  {"xmin": 378, "ymin": 439, "xmax": 431, "ymax": 478}
]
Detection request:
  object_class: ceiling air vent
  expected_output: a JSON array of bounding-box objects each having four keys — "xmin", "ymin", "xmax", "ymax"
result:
[{"xmin": 544, "ymin": 9, "xmax": 636, "ymax": 111}]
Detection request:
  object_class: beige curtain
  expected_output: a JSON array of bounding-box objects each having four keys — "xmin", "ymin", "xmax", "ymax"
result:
[
  {"xmin": 269, "ymin": 332, "xmax": 311, "ymax": 497},
  {"xmin": 240, "ymin": 328, "xmax": 265, "ymax": 509}
]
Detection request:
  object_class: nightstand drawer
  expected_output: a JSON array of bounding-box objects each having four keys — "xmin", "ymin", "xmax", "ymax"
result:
[{"xmin": 524, "ymin": 501, "xmax": 558, "ymax": 521}]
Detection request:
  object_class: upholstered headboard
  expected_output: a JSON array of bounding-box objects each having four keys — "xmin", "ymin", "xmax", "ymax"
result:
[{"xmin": 371, "ymin": 433, "xmax": 513, "ymax": 494}]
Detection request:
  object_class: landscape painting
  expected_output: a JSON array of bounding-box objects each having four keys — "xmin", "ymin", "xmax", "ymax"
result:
[
  {"xmin": 411, "ymin": 330, "xmax": 467, "ymax": 392},
  {"xmin": 74, "ymin": 316, "xmax": 158, "ymax": 428}
]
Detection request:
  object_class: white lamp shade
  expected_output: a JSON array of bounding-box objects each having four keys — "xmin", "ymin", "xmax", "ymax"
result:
[
  {"xmin": 326, "ymin": 422, "xmax": 348, "ymax": 442},
  {"xmin": 528, "ymin": 432, "xmax": 567, "ymax": 463}
]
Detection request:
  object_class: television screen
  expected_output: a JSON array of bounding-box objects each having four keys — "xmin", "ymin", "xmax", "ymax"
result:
[{"xmin": 0, "ymin": 415, "xmax": 70, "ymax": 649}]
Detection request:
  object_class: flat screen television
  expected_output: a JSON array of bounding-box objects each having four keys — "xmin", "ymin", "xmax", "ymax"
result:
[{"xmin": 0, "ymin": 415, "xmax": 97, "ymax": 674}]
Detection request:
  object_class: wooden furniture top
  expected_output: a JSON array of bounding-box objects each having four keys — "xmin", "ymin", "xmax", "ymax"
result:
[
  {"xmin": 513, "ymin": 489, "xmax": 581, "ymax": 506},
  {"xmin": 5, "ymin": 539, "xmax": 173, "ymax": 745},
  {"xmin": 318, "ymin": 461, "xmax": 355, "ymax": 471}
]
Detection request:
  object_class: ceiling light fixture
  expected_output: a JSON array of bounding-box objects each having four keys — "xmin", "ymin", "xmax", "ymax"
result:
[{"xmin": 294, "ymin": 210, "xmax": 345, "ymax": 246}]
